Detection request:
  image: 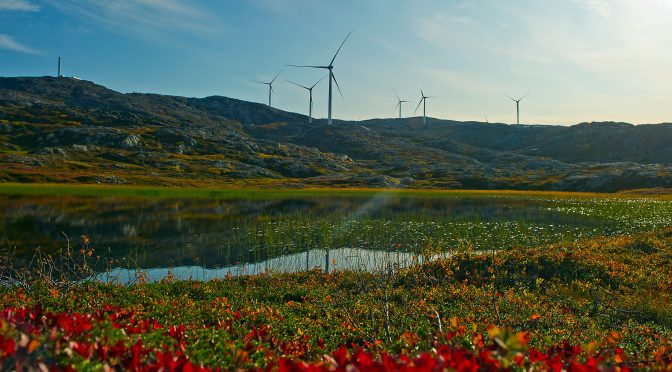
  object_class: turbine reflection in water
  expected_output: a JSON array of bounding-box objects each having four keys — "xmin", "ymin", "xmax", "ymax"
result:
[{"xmin": 99, "ymin": 247, "xmax": 482, "ymax": 284}]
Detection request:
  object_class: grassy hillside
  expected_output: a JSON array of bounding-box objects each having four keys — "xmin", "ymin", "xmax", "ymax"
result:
[{"xmin": 1, "ymin": 77, "xmax": 672, "ymax": 191}]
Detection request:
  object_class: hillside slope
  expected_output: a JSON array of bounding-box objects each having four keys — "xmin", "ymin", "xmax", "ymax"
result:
[{"xmin": 1, "ymin": 77, "xmax": 671, "ymax": 191}]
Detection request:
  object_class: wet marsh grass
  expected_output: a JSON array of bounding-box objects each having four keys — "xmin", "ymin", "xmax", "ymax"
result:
[
  {"xmin": 190, "ymin": 195, "xmax": 672, "ymax": 274},
  {"xmin": 2, "ymin": 184, "xmax": 672, "ymax": 277}
]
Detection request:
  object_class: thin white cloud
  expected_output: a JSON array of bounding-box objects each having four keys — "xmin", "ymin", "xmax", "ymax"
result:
[
  {"xmin": 414, "ymin": 13, "xmax": 478, "ymax": 48},
  {"xmin": 573, "ymin": 0, "xmax": 611, "ymax": 17},
  {"xmin": 0, "ymin": 0, "xmax": 40, "ymax": 11},
  {"xmin": 0, "ymin": 34, "xmax": 40, "ymax": 54},
  {"xmin": 421, "ymin": 68, "xmax": 501, "ymax": 95},
  {"xmin": 520, "ymin": 1, "xmax": 672, "ymax": 92},
  {"xmin": 50, "ymin": 0, "xmax": 221, "ymax": 37}
]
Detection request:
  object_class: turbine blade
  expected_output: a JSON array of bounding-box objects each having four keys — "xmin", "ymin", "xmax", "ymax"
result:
[
  {"xmin": 393, "ymin": 88, "xmax": 401, "ymax": 101},
  {"xmin": 520, "ymin": 93, "xmax": 529, "ymax": 101},
  {"xmin": 414, "ymin": 98, "xmax": 423, "ymax": 114},
  {"xmin": 329, "ymin": 31, "xmax": 353, "ymax": 66},
  {"xmin": 394, "ymin": 101, "xmax": 400, "ymax": 111},
  {"xmin": 286, "ymin": 80, "xmax": 310, "ymax": 90},
  {"xmin": 419, "ymin": 83, "xmax": 424, "ymax": 98},
  {"xmin": 504, "ymin": 94, "xmax": 516, "ymax": 102},
  {"xmin": 311, "ymin": 74, "xmax": 328, "ymax": 89},
  {"xmin": 270, "ymin": 70, "xmax": 283, "ymax": 84},
  {"xmin": 331, "ymin": 73, "xmax": 345, "ymax": 103},
  {"xmin": 250, "ymin": 80, "xmax": 267, "ymax": 85},
  {"xmin": 286, "ymin": 64, "xmax": 329, "ymax": 69}
]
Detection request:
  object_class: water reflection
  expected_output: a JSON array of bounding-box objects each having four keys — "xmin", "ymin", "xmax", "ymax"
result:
[
  {"xmin": 101, "ymin": 248, "xmax": 478, "ymax": 283},
  {"xmin": 0, "ymin": 193, "xmax": 663, "ymax": 275}
]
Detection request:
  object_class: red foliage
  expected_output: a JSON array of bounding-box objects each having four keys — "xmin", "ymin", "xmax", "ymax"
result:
[
  {"xmin": 0, "ymin": 305, "xmax": 669, "ymax": 371},
  {"xmin": 0, "ymin": 333, "xmax": 16, "ymax": 358}
]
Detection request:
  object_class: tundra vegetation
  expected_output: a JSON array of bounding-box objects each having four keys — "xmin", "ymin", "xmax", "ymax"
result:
[{"xmin": 0, "ymin": 186, "xmax": 671, "ymax": 370}]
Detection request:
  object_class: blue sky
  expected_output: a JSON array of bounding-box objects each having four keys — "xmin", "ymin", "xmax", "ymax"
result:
[{"xmin": 1, "ymin": 0, "xmax": 671, "ymax": 125}]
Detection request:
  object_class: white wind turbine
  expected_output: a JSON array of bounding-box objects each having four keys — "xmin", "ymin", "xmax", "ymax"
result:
[
  {"xmin": 251, "ymin": 70, "xmax": 282, "ymax": 107},
  {"xmin": 287, "ymin": 75, "xmax": 327, "ymax": 123},
  {"xmin": 393, "ymin": 89, "xmax": 409, "ymax": 119},
  {"xmin": 287, "ymin": 31, "xmax": 352, "ymax": 125},
  {"xmin": 414, "ymin": 85, "xmax": 433, "ymax": 125},
  {"xmin": 505, "ymin": 94, "xmax": 528, "ymax": 126}
]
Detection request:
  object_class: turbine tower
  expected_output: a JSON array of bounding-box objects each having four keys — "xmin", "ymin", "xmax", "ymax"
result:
[
  {"xmin": 506, "ymin": 94, "xmax": 528, "ymax": 126},
  {"xmin": 57, "ymin": 57, "xmax": 62, "ymax": 78},
  {"xmin": 251, "ymin": 70, "xmax": 282, "ymax": 108},
  {"xmin": 288, "ymin": 31, "xmax": 352, "ymax": 125},
  {"xmin": 393, "ymin": 89, "xmax": 408, "ymax": 119},
  {"xmin": 287, "ymin": 75, "xmax": 327, "ymax": 123},
  {"xmin": 414, "ymin": 85, "xmax": 432, "ymax": 125}
]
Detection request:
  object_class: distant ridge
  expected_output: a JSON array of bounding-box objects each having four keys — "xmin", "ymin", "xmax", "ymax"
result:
[{"xmin": 1, "ymin": 76, "xmax": 671, "ymax": 191}]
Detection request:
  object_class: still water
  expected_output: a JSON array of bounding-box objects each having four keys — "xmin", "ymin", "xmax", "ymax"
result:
[{"xmin": 1, "ymin": 192, "xmax": 670, "ymax": 281}]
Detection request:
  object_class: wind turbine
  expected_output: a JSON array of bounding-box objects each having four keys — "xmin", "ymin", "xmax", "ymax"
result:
[
  {"xmin": 287, "ymin": 75, "xmax": 327, "ymax": 123},
  {"xmin": 251, "ymin": 70, "xmax": 282, "ymax": 108},
  {"xmin": 393, "ymin": 89, "xmax": 408, "ymax": 119},
  {"xmin": 505, "ymin": 94, "xmax": 528, "ymax": 126},
  {"xmin": 414, "ymin": 85, "xmax": 433, "ymax": 125},
  {"xmin": 287, "ymin": 31, "xmax": 352, "ymax": 125}
]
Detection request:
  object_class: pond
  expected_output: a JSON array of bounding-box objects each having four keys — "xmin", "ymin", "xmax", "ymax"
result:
[{"xmin": 1, "ymin": 190, "xmax": 671, "ymax": 281}]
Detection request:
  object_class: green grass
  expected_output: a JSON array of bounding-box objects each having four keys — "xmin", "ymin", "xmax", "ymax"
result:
[{"xmin": 2, "ymin": 182, "xmax": 671, "ymax": 200}]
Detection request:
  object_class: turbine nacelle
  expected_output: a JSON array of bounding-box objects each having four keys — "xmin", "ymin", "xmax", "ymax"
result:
[{"xmin": 506, "ymin": 94, "xmax": 528, "ymax": 103}]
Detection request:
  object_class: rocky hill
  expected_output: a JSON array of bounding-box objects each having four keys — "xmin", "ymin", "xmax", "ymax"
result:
[{"xmin": 1, "ymin": 76, "xmax": 671, "ymax": 191}]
